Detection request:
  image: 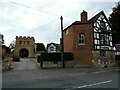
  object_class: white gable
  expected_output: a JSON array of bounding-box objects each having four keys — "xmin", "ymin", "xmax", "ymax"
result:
[{"xmin": 48, "ymin": 44, "xmax": 57, "ymax": 53}]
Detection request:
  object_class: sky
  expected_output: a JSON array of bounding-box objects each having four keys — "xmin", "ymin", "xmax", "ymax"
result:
[{"xmin": 0, "ymin": 0, "xmax": 119, "ymax": 47}]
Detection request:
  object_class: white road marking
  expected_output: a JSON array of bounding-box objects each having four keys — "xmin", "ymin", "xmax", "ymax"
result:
[{"xmin": 65, "ymin": 80, "xmax": 112, "ymax": 90}]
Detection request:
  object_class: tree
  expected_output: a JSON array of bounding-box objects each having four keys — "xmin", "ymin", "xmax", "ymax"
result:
[
  {"xmin": 2, "ymin": 45, "xmax": 11, "ymax": 54},
  {"xmin": 36, "ymin": 43, "xmax": 46, "ymax": 51},
  {"xmin": 109, "ymin": 1, "xmax": 120, "ymax": 44}
]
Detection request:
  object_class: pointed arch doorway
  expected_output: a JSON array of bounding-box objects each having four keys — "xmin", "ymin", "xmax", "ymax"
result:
[{"xmin": 19, "ymin": 48, "xmax": 29, "ymax": 58}]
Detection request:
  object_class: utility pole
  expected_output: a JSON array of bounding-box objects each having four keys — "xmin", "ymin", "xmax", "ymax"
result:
[{"xmin": 60, "ymin": 16, "xmax": 65, "ymax": 68}]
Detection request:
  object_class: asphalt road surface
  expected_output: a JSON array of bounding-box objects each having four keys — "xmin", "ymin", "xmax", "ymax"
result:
[{"xmin": 2, "ymin": 58, "xmax": 120, "ymax": 89}]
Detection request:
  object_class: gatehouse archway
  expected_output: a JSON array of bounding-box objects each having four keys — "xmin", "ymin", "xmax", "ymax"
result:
[{"xmin": 19, "ymin": 48, "xmax": 29, "ymax": 58}]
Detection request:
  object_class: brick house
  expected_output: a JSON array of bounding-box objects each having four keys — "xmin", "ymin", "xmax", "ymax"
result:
[{"xmin": 63, "ymin": 11, "xmax": 115, "ymax": 67}]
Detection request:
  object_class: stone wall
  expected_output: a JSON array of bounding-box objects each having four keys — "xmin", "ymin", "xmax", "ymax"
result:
[
  {"xmin": 92, "ymin": 50, "xmax": 115, "ymax": 67},
  {"xmin": 42, "ymin": 61, "xmax": 62, "ymax": 68},
  {"xmin": 42, "ymin": 61, "xmax": 74, "ymax": 68}
]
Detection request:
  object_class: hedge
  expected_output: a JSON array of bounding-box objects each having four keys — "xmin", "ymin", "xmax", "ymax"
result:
[
  {"xmin": 37, "ymin": 52, "xmax": 73, "ymax": 63},
  {"xmin": 63, "ymin": 52, "xmax": 74, "ymax": 61}
]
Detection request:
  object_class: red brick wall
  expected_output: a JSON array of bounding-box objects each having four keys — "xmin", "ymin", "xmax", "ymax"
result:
[
  {"xmin": 63, "ymin": 27, "xmax": 74, "ymax": 52},
  {"xmin": 63, "ymin": 23, "xmax": 93, "ymax": 67},
  {"xmin": 2, "ymin": 48, "xmax": 11, "ymax": 58}
]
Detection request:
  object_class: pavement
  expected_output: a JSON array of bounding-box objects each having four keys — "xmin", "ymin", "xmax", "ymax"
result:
[{"xmin": 80, "ymin": 67, "xmax": 120, "ymax": 73}]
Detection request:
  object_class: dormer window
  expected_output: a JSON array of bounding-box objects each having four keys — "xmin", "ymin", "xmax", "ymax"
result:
[{"xmin": 78, "ymin": 33, "xmax": 85, "ymax": 45}]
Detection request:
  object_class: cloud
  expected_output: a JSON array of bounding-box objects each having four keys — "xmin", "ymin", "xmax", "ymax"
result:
[{"xmin": 0, "ymin": 0, "xmax": 118, "ymax": 46}]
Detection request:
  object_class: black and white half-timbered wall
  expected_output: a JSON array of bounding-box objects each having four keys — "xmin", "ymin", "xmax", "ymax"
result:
[{"xmin": 89, "ymin": 11, "xmax": 115, "ymax": 67}]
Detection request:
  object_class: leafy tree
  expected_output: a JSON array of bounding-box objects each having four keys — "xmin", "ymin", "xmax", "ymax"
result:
[
  {"xmin": 109, "ymin": 1, "xmax": 120, "ymax": 44},
  {"xmin": 36, "ymin": 43, "xmax": 46, "ymax": 51},
  {"xmin": 2, "ymin": 45, "xmax": 11, "ymax": 54}
]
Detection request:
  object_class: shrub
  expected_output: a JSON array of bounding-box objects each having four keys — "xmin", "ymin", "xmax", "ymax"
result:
[{"xmin": 37, "ymin": 52, "xmax": 74, "ymax": 62}]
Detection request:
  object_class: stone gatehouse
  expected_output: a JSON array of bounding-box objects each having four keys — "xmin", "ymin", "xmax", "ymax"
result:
[{"xmin": 14, "ymin": 36, "xmax": 35, "ymax": 58}]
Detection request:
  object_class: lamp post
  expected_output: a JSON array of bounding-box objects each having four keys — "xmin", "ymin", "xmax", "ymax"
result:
[{"xmin": 60, "ymin": 16, "xmax": 65, "ymax": 68}]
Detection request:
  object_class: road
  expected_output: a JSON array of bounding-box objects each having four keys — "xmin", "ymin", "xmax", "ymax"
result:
[{"xmin": 2, "ymin": 58, "xmax": 120, "ymax": 89}]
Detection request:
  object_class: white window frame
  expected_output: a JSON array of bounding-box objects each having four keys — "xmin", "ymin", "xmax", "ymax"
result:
[{"xmin": 78, "ymin": 33, "xmax": 85, "ymax": 45}]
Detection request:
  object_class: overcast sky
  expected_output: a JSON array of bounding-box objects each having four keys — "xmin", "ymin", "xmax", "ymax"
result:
[{"xmin": 0, "ymin": 0, "xmax": 119, "ymax": 46}]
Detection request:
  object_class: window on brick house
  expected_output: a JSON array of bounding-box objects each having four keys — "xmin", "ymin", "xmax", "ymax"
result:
[{"xmin": 78, "ymin": 33, "xmax": 85, "ymax": 45}]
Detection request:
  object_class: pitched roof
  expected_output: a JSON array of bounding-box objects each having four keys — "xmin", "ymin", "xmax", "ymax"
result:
[
  {"xmin": 89, "ymin": 11, "xmax": 112, "ymax": 30},
  {"xmin": 64, "ymin": 11, "xmax": 111, "ymax": 31},
  {"xmin": 88, "ymin": 11, "xmax": 110, "ymax": 23},
  {"xmin": 89, "ymin": 11, "xmax": 104, "ymax": 23},
  {"xmin": 64, "ymin": 21, "xmax": 90, "ymax": 31}
]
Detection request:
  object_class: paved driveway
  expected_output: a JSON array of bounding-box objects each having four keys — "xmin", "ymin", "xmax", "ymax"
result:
[{"xmin": 12, "ymin": 58, "xmax": 39, "ymax": 71}]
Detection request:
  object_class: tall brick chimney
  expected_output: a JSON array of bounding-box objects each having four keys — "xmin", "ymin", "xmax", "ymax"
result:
[{"xmin": 81, "ymin": 10, "xmax": 88, "ymax": 23}]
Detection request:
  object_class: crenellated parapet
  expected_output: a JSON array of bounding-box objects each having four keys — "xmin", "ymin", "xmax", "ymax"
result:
[{"xmin": 16, "ymin": 36, "xmax": 35, "ymax": 41}]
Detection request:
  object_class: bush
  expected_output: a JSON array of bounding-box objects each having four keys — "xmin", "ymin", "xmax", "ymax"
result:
[
  {"xmin": 37, "ymin": 52, "xmax": 74, "ymax": 62},
  {"xmin": 63, "ymin": 52, "xmax": 74, "ymax": 61},
  {"xmin": 37, "ymin": 56, "xmax": 41, "ymax": 63},
  {"xmin": 41, "ymin": 53, "xmax": 61, "ymax": 61}
]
